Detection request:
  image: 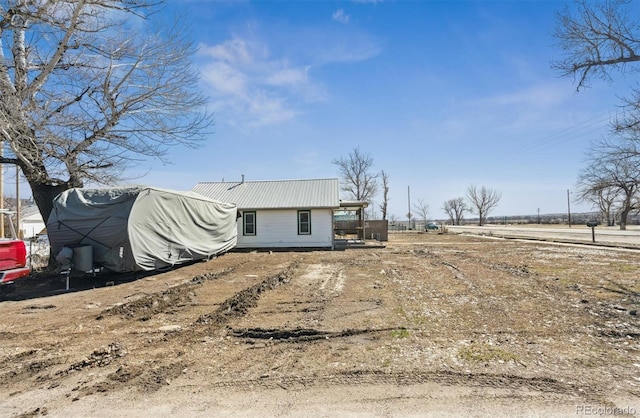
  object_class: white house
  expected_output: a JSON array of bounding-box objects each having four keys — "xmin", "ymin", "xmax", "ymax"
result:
[
  {"xmin": 192, "ymin": 178, "xmax": 340, "ymax": 250},
  {"xmin": 20, "ymin": 205, "xmax": 46, "ymax": 239}
]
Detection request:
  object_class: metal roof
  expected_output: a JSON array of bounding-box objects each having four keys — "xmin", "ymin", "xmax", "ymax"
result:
[{"xmin": 191, "ymin": 178, "xmax": 340, "ymax": 209}]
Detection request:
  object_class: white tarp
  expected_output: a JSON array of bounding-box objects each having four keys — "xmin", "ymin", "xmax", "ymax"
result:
[{"xmin": 47, "ymin": 186, "xmax": 238, "ymax": 272}]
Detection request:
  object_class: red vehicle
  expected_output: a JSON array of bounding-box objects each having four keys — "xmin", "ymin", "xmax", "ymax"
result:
[
  {"xmin": 0, "ymin": 239, "xmax": 30, "ymax": 284},
  {"xmin": 0, "ymin": 211, "xmax": 31, "ymax": 286}
]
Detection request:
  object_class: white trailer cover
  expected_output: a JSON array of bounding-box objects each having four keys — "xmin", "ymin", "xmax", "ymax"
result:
[{"xmin": 47, "ymin": 186, "xmax": 238, "ymax": 272}]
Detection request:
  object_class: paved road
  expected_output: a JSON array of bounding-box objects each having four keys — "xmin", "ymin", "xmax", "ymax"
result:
[{"xmin": 446, "ymin": 225, "xmax": 640, "ymax": 248}]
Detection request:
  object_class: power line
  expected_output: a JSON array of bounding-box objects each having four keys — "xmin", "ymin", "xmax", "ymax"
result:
[{"xmin": 505, "ymin": 112, "xmax": 612, "ymax": 162}]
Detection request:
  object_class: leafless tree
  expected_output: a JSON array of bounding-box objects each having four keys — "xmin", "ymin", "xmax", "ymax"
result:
[
  {"xmin": 576, "ymin": 179, "xmax": 620, "ymax": 226},
  {"xmin": 466, "ymin": 185, "xmax": 501, "ymax": 226},
  {"xmin": 553, "ymin": 0, "xmax": 640, "ymax": 132},
  {"xmin": 369, "ymin": 203, "xmax": 379, "ymax": 220},
  {"xmin": 333, "ymin": 147, "xmax": 378, "ymax": 203},
  {"xmin": 389, "ymin": 213, "xmax": 398, "ymax": 224},
  {"xmin": 577, "ymin": 137, "xmax": 640, "ymax": 230},
  {"xmin": 0, "ymin": 1, "xmax": 213, "ymax": 223},
  {"xmin": 412, "ymin": 198, "xmax": 429, "ymax": 228},
  {"xmin": 378, "ymin": 170, "xmax": 390, "ymax": 220},
  {"xmin": 553, "ymin": 0, "xmax": 640, "ymax": 89},
  {"xmin": 442, "ymin": 197, "xmax": 467, "ymax": 225}
]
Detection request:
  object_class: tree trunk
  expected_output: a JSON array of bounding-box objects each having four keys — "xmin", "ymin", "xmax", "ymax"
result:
[
  {"xmin": 30, "ymin": 182, "xmax": 72, "ymax": 226},
  {"xmin": 619, "ymin": 207, "xmax": 630, "ymax": 231},
  {"xmin": 28, "ymin": 180, "xmax": 80, "ymax": 270},
  {"xmin": 604, "ymin": 209, "xmax": 613, "ymax": 226}
]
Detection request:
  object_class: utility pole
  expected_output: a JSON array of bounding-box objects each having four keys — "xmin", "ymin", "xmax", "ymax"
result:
[
  {"xmin": 15, "ymin": 165, "xmax": 20, "ymax": 239},
  {"xmin": 0, "ymin": 141, "xmax": 4, "ymax": 238},
  {"xmin": 537, "ymin": 208, "xmax": 540, "ymax": 224},
  {"xmin": 567, "ymin": 189, "xmax": 572, "ymax": 228},
  {"xmin": 407, "ymin": 185, "xmax": 411, "ymax": 230}
]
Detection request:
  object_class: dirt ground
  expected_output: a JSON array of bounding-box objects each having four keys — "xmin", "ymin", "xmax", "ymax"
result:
[{"xmin": 0, "ymin": 232, "xmax": 639, "ymax": 417}]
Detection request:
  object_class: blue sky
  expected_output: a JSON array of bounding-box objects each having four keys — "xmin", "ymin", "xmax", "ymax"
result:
[{"xmin": 131, "ymin": 0, "xmax": 624, "ymax": 220}]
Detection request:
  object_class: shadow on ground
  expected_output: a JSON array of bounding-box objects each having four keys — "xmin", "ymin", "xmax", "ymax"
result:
[{"xmin": 0, "ymin": 269, "xmax": 159, "ymax": 302}]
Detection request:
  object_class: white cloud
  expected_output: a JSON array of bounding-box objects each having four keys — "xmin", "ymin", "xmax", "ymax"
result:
[
  {"xmin": 266, "ymin": 67, "xmax": 309, "ymax": 87},
  {"xmin": 194, "ymin": 1, "xmax": 384, "ymax": 132},
  {"xmin": 199, "ymin": 38, "xmax": 254, "ymax": 66},
  {"xmin": 198, "ymin": 37, "xmax": 308, "ymax": 128},
  {"xmin": 247, "ymin": 92, "xmax": 298, "ymax": 127},
  {"xmin": 332, "ymin": 9, "xmax": 350, "ymax": 24},
  {"xmin": 198, "ymin": 28, "xmax": 380, "ymax": 129},
  {"xmin": 200, "ymin": 61, "xmax": 248, "ymax": 97}
]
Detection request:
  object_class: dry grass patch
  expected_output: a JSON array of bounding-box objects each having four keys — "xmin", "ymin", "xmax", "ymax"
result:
[{"xmin": 457, "ymin": 342, "xmax": 520, "ymax": 363}]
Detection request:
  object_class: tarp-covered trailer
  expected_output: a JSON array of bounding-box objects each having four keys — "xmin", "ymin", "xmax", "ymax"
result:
[{"xmin": 47, "ymin": 186, "xmax": 238, "ymax": 273}]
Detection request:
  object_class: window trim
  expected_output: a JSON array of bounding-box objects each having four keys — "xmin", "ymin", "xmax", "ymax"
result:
[
  {"xmin": 243, "ymin": 211, "xmax": 256, "ymax": 236},
  {"xmin": 298, "ymin": 210, "xmax": 311, "ymax": 235}
]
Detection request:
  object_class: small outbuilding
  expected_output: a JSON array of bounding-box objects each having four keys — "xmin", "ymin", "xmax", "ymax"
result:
[
  {"xmin": 47, "ymin": 186, "xmax": 238, "ymax": 272},
  {"xmin": 192, "ymin": 178, "xmax": 339, "ymax": 250}
]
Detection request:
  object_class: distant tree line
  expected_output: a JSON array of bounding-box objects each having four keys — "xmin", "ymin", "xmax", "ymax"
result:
[{"xmin": 333, "ymin": 148, "xmax": 504, "ymax": 228}]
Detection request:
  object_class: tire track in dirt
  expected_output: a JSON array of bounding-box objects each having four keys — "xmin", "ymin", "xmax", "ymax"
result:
[
  {"xmin": 2, "ymin": 260, "xmax": 299, "ymax": 416},
  {"xmin": 97, "ymin": 265, "xmax": 242, "ymax": 321},
  {"xmin": 195, "ymin": 261, "xmax": 300, "ymax": 327},
  {"xmin": 76, "ymin": 360, "xmax": 188, "ymax": 397},
  {"xmin": 202, "ymin": 368, "xmax": 588, "ymax": 396},
  {"xmin": 62, "ymin": 262, "xmax": 301, "ymax": 404},
  {"xmin": 298, "ymin": 263, "xmax": 348, "ymax": 325},
  {"xmin": 442, "ymin": 242, "xmax": 640, "ymax": 342},
  {"xmin": 230, "ymin": 327, "xmax": 397, "ymax": 342},
  {"xmin": 399, "ymin": 239, "xmax": 640, "ymax": 402}
]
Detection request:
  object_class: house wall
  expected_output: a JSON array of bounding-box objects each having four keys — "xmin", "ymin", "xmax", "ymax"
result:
[
  {"xmin": 237, "ymin": 208, "xmax": 333, "ymax": 249},
  {"xmin": 364, "ymin": 220, "xmax": 389, "ymax": 241},
  {"xmin": 21, "ymin": 215, "xmax": 46, "ymax": 239}
]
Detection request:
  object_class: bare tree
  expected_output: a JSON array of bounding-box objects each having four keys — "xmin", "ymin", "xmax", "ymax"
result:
[
  {"xmin": 412, "ymin": 198, "xmax": 429, "ymax": 228},
  {"xmin": 378, "ymin": 170, "xmax": 390, "ymax": 220},
  {"xmin": 442, "ymin": 197, "xmax": 467, "ymax": 225},
  {"xmin": 576, "ymin": 181, "xmax": 620, "ymax": 226},
  {"xmin": 466, "ymin": 185, "xmax": 501, "ymax": 226},
  {"xmin": 553, "ymin": 0, "xmax": 640, "ymax": 132},
  {"xmin": 0, "ymin": 1, "xmax": 213, "ymax": 223},
  {"xmin": 369, "ymin": 203, "xmax": 379, "ymax": 220},
  {"xmin": 553, "ymin": 0, "xmax": 640, "ymax": 89},
  {"xmin": 577, "ymin": 137, "xmax": 640, "ymax": 230},
  {"xmin": 332, "ymin": 147, "xmax": 378, "ymax": 203}
]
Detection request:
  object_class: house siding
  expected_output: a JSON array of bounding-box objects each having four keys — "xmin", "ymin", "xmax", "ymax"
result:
[{"xmin": 237, "ymin": 208, "xmax": 333, "ymax": 249}]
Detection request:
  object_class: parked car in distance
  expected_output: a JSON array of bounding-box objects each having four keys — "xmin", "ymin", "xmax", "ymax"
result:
[{"xmin": 426, "ymin": 222, "xmax": 439, "ymax": 230}]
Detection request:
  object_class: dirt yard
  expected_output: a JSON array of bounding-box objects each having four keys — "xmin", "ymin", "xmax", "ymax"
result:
[{"xmin": 0, "ymin": 233, "xmax": 639, "ymax": 417}]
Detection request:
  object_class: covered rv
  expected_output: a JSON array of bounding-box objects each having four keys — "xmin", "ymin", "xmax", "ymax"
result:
[{"xmin": 47, "ymin": 186, "xmax": 238, "ymax": 273}]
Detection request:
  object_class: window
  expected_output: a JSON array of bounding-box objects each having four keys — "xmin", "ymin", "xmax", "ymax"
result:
[
  {"xmin": 298, "ymin": 210, "xmax": 311, "ymax": 235},
  {"xmin": 243, "ymin": 211, "xmax": 256, "ymax": 236}
]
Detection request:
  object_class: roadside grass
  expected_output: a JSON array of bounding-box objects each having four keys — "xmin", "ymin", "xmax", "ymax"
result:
[
  {"xmin": 391, "ymin": 328, "xmax": 410, "ymax": 338},
  {"xmin": 610, "ymin": 262, "xmax": 640, "ymax": 274},
  {"xmin": 457, "ymin": 342, "xmax": 519, "ymax": 363}
]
